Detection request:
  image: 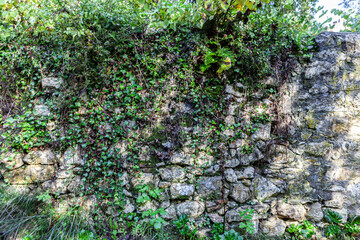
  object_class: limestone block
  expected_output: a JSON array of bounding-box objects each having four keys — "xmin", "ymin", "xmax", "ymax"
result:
[
  {"xmin": 159, "ymin": 166, "xmax": 185, "ymax": 182},
  {"xmin": 276, "ymin": 202, "xmax": 306, "ymax": 221},
  {"xmin": 224, "ymin": 169, "xmax": 237, "ymax": 182},
  {"xmin": 260, "ymin": 216, "xmax": 286, "ymax": 236},
  {"xmin": 170, "ymin": 152, "xmax": 194, "ymax": 166},
  {"xmin": 197, "ymin": 176, "xmax": 223, "ymax": 199},
  {"xmin": 252, "ymin": 124, "xmax": 271, "ymax": 141},
  {"xmin": 306, "ymin": 202, "xmax": 323, "ymax": 222},
  {"xmin": 252, "ymin": 176, "xmax": 280, "ymax": 202},
  {"xmin": 42, "ymin": 77, "xmax": 63, "ymax": 90},
  {"xmin": 6, "ymin": 165, "xmax": 55, "ymax": 184},
  {"xmin": 163, "ymin": 205, "xmax": 177, "ymax": 220},
  {"xmin": 131, "ymin": 173, "xmax": 159, "ymax": 188},
  {"xmin": 138, "ymin": 201, "xmax": 158, "ymax": 213},
  {"xmin": 1, "ymin": 152, "xmax": 24, "ymax": 170},
  {"xmin": 208, "ymin": 213, "xmax": 224, "ymax": 223},
  {"xmin": 305, "ymin": 142, "xmax": 333, "ymax": 157},
  {"xmin": 123, "ymin": 199, "xmax": 136, "ymax": 214},
  {"xmin": 23, "ymin": 150, "xmax": 55, "ymax": 165},
  {"xmin": 230, "ymin": 183, "xmax": 251, "ymax": 203},
  {"xmin": 60, "ymin": 146, "xmax": 84, "ymax": 167},
  {"xmin": 34, "ymin": 105, "xmax": 50, "ymax": 116},
  {"xmin": 170, "ymin": 183, "xmax": 194, "ymax": 199},
  {"xmin": 224, "ymin": 158, "xmax": 240, "ymax": 168},
  {"xmin": 176, "ymin": 201, "xmax": 205, "ymax": 218},
  {"xmin": 195, "ymin": 152, "xmax": 214, "ymax": 167},
  {"xmin": 236, "ymin": 167, "xmax": 255, "ymax": 179}
]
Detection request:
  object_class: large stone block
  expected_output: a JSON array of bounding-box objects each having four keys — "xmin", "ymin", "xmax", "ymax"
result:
[{"xmin": 176, "ymin": 201, "xmax": 205, "ymax": 218}]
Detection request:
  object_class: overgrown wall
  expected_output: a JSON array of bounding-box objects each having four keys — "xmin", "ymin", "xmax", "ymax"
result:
[{"xmin": 1, "ymin": 32, "xmax": 360, "ymax": 237}]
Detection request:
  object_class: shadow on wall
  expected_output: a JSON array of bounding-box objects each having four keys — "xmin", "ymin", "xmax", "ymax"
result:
[{"xmin": 265, "ymin": 32, "xmax": 360, "ymax": 227}]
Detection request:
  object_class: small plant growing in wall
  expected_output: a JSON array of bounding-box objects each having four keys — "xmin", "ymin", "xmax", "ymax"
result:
[
  {"xmin": 287, "ymin": 220, "xmax": 316, "ymax": 239},
  {"xmin": 324, "ymin": 209, "xmax": 360, "ymax": 239},
  {"xmin": 239, "ymin": 209, "xmax": 255, "ymax": 235},
  {"xmin": 173, "ymin": 214, "xmax": 197, "ymax": 240}
]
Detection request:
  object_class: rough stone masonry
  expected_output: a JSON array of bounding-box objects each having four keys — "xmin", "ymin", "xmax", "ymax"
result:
[{"xmin": 1, "ymin": 32, "xmax": 360, "ymax": 237}]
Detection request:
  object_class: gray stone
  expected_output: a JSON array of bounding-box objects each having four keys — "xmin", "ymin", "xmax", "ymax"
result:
[
  {"xmin": 224, "ymin": 158, "xmax": 240, "ymax": 168},
  {"xmin": 208, "ymin": 213, "xmax": 224, "ymax": 223},
  {"xmin": 195, "ymin": 152, "xmax": 214, "ymax": 167},
  {"xmin": 34, "ymin": 105, "xmax": 50, "ymax": 116},
  {"xmin": 23, "ymin": 150, "xmax": 55, "ymax": 165},
  {"xmin": 225, "ymin": 209, "xmax": 241, "ymax": 222},
  {"xmin": 170, "ymin": 183, "xmax": 194, "ymax": 199},
  {"xmin": 260, "ymin": 216, "xmax": 286, "ymax": 236},
  {"xmin": 176, "ymin": 201, "xmax": 205, "ymax": 218},
  {"xmin": 224, "ymin": 169, "xmax": 237, "ymax": 182},
  {"xmin": 236, "ymin": 167, "xmax": 255, "ymax": 179},
  {"xmin": 42, "ymin": 77, "xmax": 63, "ymax": 90},
  {"xmin": 252, "ymin": 176, "xmax": 280, "ymax": 202},
  {"xmin": 197, "ymin": 176, "xmax": 223, "ymax": 199},
  {"xmin": 306, "ymin": 202, "xmax": 323, "ymax": 222},
  {"xmin": 131, "ymin": 173, "xmax": 159, "ymax": 188},
  {"xmin": 230, "ymin": 183, "xmax": 251, "ymax": 203},
  {"xmin": 1, "ymin": 152, "xmax": 24, "ymax": 170},
  {"xmin": 123, "ymin": 200, "xmax": 136, "ymax": 214},
  {"xmin": 5, "ymin": 165, "xmax": 55, "ymax": 184},
  {"xmin": 276, "ymin": 202, "xmax": 306, "ymax": 221},
  {"xmin": 159, "ymin": 166, "xmax": 185, "ymax": 182},
  {"xmin": 163, "ymin": 205, "xmax": 177, "ymax": 220},
  {"xmin": 61, "ymin": 146, "xmax": 84, "ymax": 167},
  {"xmin": 170, "ymin": 152, "xmax": 194, "ymax": 165},
  {"xmin": 252, "ymin": 124, "xmax": 271, "ymax": 141},
  {"xmin": 205, "ymin": 165, "xmax": 220, "ymax": 175},
  {"xmin": 225, "ymin": 85, "xmax": 242, "ymax": 97},
  {"xmin": 239, "ymin": 151, "xmax": 258, "ymax": 165}
]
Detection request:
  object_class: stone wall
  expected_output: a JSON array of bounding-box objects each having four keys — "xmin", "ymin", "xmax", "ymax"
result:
[{"xmin": 1, "ymin": 32, "xmax": 360, "ymax": 237}]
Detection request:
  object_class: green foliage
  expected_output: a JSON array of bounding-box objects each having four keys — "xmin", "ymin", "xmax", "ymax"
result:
[
  {"xmin": 324, "ymin": 209, "xmax": 360, "ymax": 239},
  {"xmin": 287, "ymin": 220, "xmax": 316, "ymax": 239},
  {"xmin": 0, "ymin": 186, "xmax": 93, "ymax": 240},
  {"xmin": 173, "ymin": 214, "xmax": 198, "ymax": 239},
  {"xmin": 0, "ymin": 0, "xmax": 320, "ymax": 238},
  {"xmin": 239, "ymin": 209, "xmax": 255, "ymax": 234},
  {"xmin": 211, "ymin": 222, "xmax": 224, "ymax": 240},
  {"xmin": 331, "ymin": 9, "xmax": 360, "ymax": 32},
  {"xmin": 218, "ymin": 229, "xmax": 243, "ymax": 240}
]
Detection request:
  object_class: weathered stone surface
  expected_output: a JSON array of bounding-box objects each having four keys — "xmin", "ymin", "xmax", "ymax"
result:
[
  {"xmin": 260, "ymin": 216, "xmax": 286, "ymax": 236},
  {"xmin": 163, "ymin": 205, "xmax": 177, "ymax": 220},
  {"xmin": 34, "ymin": 105, "xmax": 50, "ymax": 116},
  {"xmin": 170, "ymin": 183, "xmax": 194, "ymax": 199},
  {"xmin": 1, "ymin": 152, "xmax": 24, "ymax": 170},
  {"xmin": 123, "ymin": 199, "xmax": 136, "ymax": 214},
  {"xmin": 6, "ymin": 165, "xmax": 55, "ymax": 184},
  {"xmin": 42, "ymin": 77, "xmax": 63, "ymax": 90},
  {"xmin": 305, "ymin": 142, "xmax": 333, "ymax": 157},
  {"xmin": 195, "ymin": 152, "xmax": 214, "ymax": 167},
  {"xmin": 208, "ymin": 213, "xmax": 224, "ymax": 223},
  {"xmin": 230, "ymin": 183, "xmax": 251, "ymax": 203},
  {"xmin": 276, "ymin": 202, "xmax": 306, "ymax": 221},
  {"xmin": 41, "ymin": 179, "xmax": 69, "ymax": 194},
  {"xmin": 224, "ymin": 169, "xmax": 237, "ymax": 182},
  {"xmin": 61, "ymin": 146, "xmax": 84, "ymax": 167},
  {"xmin": 306, "ymin": 202, "xmax": 323, "ymax": 222},
  {"xmin": 224, "ymin": 158, "xmax": 240, "ymax": 168},
  {"xmin": 176, "ymin": 201, "xmax": 205, "ymax": 218},
  {"xmin": 23, "ymin": 150, "xmax": 55, "ymax": 165},
  {"xmin": 170, "ymin": 152, "xmax": 194, "ymax": 165},
  {"xmin": 197, "ymin": 176, "xmax": 222, "ymax": 199},
  {"xmin": 252, "ymin": 176, "xmax": 280, "ymax": 202},
  {"xmin": 159, "ymin": 166, "xmax": 185, "ymax": 182},
  {"xmin": 252, "ymin": 124, "xmax": 271, "ymax": 141},
  {"xmin": 131, "ymin": 173, "xmax": 159, "ymax": 188},
  {"xmin": 225, "ymin": 209, "xmax": 241, "ymax": 223},
  {"xmin": 237, "ymin": 167, "xmax": 255, "ymax": 179}
]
